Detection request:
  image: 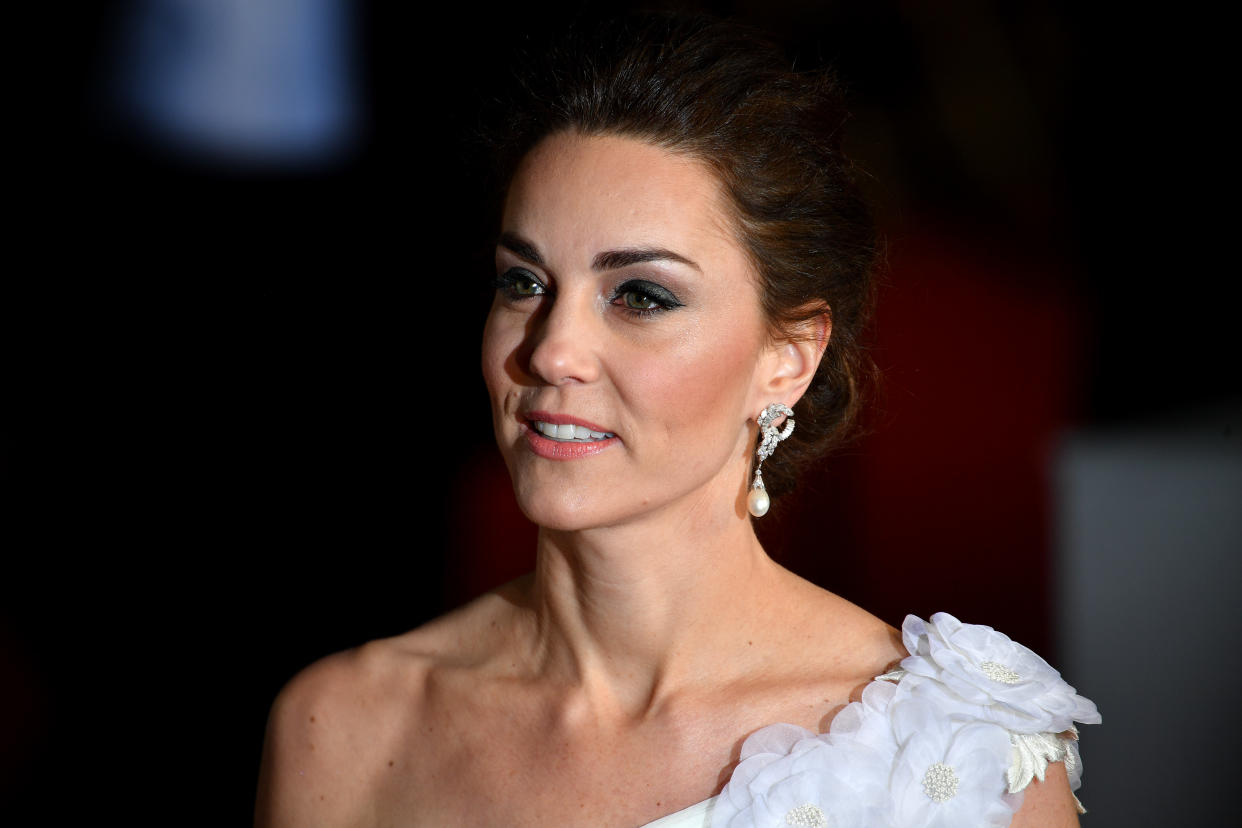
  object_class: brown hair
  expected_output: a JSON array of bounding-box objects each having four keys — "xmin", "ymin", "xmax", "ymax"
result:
[{"xmin": 487, "ymin": 12, "xmax": 878, "ymax": 500}]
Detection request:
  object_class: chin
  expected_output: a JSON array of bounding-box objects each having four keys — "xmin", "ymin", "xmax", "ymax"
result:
[
  {"xmin": 512, "ymin": 485, "xmax": 622, "ymax": 532},
  {"xmin": 497, "ymin": 443, "xmax": 636, "ymax": 532}
]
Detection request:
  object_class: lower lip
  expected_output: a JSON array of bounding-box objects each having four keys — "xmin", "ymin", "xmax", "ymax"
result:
[{"xmin": 522, "ymin": 424, "xmax": 620, "ymax": 460}]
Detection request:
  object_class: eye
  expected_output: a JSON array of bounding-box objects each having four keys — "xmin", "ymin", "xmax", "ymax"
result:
[
  {"xmin": 493, "ymin": 268, "xmax": 546, "ymax": 299},
  {"xmin": 609, "ymin": 279, "xmax": 683, "ymax": 317},
  {"xmin": 620, "ymin": 289, "xmax": 661, "ymax": 310}
]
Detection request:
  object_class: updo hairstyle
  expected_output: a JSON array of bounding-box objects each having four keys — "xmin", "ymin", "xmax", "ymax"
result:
[{"xmin": 487, "ymin": 13, "xmax": 878, "ymax": 500}]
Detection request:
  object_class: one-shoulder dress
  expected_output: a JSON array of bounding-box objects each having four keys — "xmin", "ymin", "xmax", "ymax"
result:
[{"xmin": 640, "ymin": 612, "xmax": 1101, "ymax": 828}]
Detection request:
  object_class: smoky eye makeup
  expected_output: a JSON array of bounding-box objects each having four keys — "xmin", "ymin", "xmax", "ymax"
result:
[
  {"xmin": 609, "ymin": 278, "xmax": 685, "ymax": 316},
  {"xmin": 492, "ymin": 267, "xmax": 547, "ymax": 299}
]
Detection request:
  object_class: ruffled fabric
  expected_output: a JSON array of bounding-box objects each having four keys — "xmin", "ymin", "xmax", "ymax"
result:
[
  {"xmin": 712, "ymin": 613, "xmax": 1100, "ymax": 828},
  {"xmin": 901, "ymin": 613, "xmax": 1101, "ymax": 734}
]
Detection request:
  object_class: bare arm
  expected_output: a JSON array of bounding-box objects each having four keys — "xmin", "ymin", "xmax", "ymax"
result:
[{"xmin": 1008, "ymin": 761, "xmax": 1081, "ymax": 828}]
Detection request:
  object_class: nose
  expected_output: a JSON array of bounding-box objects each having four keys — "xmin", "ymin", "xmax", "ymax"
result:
[{"xmin": 525, "ymin": 292, "xmax": 601, "ymax": 386}]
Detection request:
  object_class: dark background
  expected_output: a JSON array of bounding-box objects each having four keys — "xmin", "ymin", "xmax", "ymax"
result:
[{"xmin": 4, "ymin": 0, "xmax": 1235, "ymax": 823}]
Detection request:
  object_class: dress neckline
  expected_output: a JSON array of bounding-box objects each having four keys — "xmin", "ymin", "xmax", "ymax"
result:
[
  {"xmin": 628, "ymin": 612, "xmax": 1101, "ymax": 827},
  {"xmin": 634, "ymin": 670, "xmax": 907, "ymax": 827},
  {"xmin": 637, "ymin": 795, "xmax": 717, "ymax": 827},
  {"xmin": 633, "ymin": 673, "xmax": 898, "ymax": 827}
]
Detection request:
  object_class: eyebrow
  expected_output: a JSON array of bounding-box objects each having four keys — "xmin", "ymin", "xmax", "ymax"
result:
[
  {"xmin": 592, "ymin": 247, "xmax": 701, "ymax": 273},
  {"xmin": 497, "ymin": 232, "xmax": 545, "ymax": 267},
  {"xmin": 497, "ymin": 232, "xmax": 701, "ymax": 273}
]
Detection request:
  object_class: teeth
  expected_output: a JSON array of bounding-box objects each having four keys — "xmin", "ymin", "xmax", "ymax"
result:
[{"xmin": 531, "ymin": 420, "xmax": 615, "ymax": 442}]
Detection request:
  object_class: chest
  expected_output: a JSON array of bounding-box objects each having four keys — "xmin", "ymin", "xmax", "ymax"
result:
[
  {"xmin": 381, "ymin": 673, "xmax": 862, "ymax": 828},
  {"xmin": 385, "ymin": 703, "xmax": 729, "ymax": 827}
]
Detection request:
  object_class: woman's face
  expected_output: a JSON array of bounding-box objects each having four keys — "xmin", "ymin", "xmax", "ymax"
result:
[{"xmin": 482, "ymin": 132, "xmax": 778, "ymax": 532}]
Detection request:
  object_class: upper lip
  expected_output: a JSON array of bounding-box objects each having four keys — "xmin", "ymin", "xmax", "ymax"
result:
[{"xmin": 523, "ymin": 410, "xmax": 615, "ymax": 435}]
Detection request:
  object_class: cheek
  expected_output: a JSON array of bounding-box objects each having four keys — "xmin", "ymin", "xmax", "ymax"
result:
[
  {"xmin": 624, "ymin": 318, "xmax": 759, "ymax": 439},
  {"xmin": 481, "ymin": 308, "xmax": 516, "ymax": 411}
]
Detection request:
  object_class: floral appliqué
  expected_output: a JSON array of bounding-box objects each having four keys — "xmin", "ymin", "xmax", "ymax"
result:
[{"xmin": 711, "ymin": 613, "xmax": 1101, "ymax": 828}]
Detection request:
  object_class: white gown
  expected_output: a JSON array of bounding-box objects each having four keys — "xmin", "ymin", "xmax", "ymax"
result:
[{"xmin": 638, "ymin": 613, "xmax": 1100, "ymax": 828}]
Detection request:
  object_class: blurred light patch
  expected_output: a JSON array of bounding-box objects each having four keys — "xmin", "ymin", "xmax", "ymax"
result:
[
  {"xmin": 1055, "ymin": 402, "xmax": 1241, "ymax": 825},
  {"xmin": 115, "ymin": 0, "xmax": 359, "ymax": 167}
]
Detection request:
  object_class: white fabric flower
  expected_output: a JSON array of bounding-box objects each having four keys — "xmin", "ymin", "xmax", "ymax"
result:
[
  {"xmin": 889, "ymin": 696, "xmax": 1015, "ymax": 828},
  {"xmin": 715, "ymin": 733, "xmax": 893, "ymax": 828},
  {"xmin": 900, "ymin": 613, "xmax": 1101, "ymax": 733},
  {"xmin": 717, "ymin": 724, "xmax": 822, "ymax": 820},
  {"xmin": 826, "ymin": 678, "xmax": 900, "ymax": 764},
  {"xmin": 707, "ymin": 613, "xmax": 1099, "ymax": 828}
]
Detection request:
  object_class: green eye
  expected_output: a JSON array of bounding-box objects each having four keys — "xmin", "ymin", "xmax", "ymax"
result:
[
  {"xmin": 512, "ymin": 275, "xmax": 542, "ymax": 296},
  {"xmin": 493, "ymin": 268, "xmax": 546, "ymax": 299},
  {"xmin": 622, "ymin": 290, "xmax": 660, "ymax": 310},
  {"xmin": 609, "ymin": 279, "xmax": 683, "ymax": 316}
]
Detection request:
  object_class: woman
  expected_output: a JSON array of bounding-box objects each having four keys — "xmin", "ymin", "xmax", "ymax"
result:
[{"xmin": 256, "ymin": 15, "xmax": 1098, "ymax": 827}]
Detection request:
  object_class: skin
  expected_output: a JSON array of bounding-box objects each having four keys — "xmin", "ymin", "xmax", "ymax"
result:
[{"xmin": 255, "ymin": 133, "xmax": 1080, "ymax": 827}]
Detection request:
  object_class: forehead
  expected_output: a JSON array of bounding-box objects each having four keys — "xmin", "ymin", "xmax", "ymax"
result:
[{"xmin": 502, "ymin": 132, "xmax": 740, "ymax": 260}]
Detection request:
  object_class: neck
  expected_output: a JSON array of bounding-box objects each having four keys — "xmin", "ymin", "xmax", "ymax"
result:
[{"xmin": 523, "ymin": 492, "xmax": 782, "ymax": 717}]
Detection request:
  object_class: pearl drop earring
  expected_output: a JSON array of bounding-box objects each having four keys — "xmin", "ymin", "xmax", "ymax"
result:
[{"xmin": 747, "ymin": 403, "xmax": 794, "ymax": 517}]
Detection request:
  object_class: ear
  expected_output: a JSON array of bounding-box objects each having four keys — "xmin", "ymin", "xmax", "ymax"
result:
[{"xmin": 753, "ymin": 308, "xmax": 831, "ymax": 413}]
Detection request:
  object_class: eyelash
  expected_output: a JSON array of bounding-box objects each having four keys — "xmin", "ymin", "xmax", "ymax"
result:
[
  {"xmin": 492, "ymin": 270, "xmax": 684, "ymax": 319},
  {"xmin": 609, "ymin": 279, "xmax": 683, "ymax": 318},
  {"xmin": 492, "ymin": 268, "xmax": 547, "ymax": 300}
]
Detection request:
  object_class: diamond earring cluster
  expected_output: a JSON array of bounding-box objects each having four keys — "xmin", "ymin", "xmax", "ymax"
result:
[{"xmin": 747, "ymin": 403, "xmax": 794, "ymax": 517}]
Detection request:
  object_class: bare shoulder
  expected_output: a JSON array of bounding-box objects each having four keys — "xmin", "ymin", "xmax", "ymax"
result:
[
  {"xmin": 254, "ymin": 634, "xmax": 436, "ymax": 827},
  {"xmin": 255, "ymin": 582, "xmax": 532, "ymax": 827},
  {"xmin": 735, "ymin": 566, "xmax": 908, "ymax": 736},
  {"xmin": 779, "ymin": 568, "xmax": 907, "ymax": 683}
]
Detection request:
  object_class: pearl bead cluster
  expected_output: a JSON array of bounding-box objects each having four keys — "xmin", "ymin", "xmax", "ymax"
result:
[
  {"xmin": 921, "ymin": 762, "xmax": 961, "ymax": 803},
  {"xmin": 783, "ymin": 802, "xmax": 828, "ymax": 827},
  {"xmin": 980, "ymin": 660, "xmax": 1022, "ymax": 684}
]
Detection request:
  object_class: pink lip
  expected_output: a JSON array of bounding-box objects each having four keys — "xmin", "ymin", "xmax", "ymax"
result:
[
  {"xmin": 524, "ymin": 410, "xmax": 615, "ymax": 434},
  {"xmin": 520, "ymin": 410, "xmax": 620, "ymax": 460}
]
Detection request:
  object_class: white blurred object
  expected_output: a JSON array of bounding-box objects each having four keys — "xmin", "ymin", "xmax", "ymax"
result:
[{"xmin": 119, "ymin": 0, "xmax": 358, "ymax": 164}]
